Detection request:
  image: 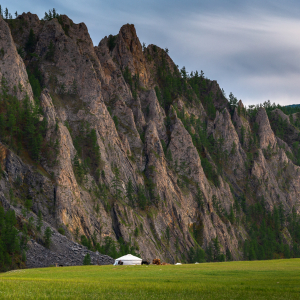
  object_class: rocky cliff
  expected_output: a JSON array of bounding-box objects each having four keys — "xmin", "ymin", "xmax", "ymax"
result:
[{"xmin": 0, "ymin": 10, "xmax": 300, "ymax": 267}]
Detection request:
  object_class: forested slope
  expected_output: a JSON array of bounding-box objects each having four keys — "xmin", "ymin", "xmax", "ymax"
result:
[{"xmin": 0, "ymin": 8, "xmax": 300, "ymax": 270}]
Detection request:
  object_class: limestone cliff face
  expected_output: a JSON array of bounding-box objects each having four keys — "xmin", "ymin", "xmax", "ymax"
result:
[
  {"xmin": 0, "ymin": 16, "xmax": 33, "ymax": 101},
  {"xmin": 1, "ymin": 12, "xmax": 300, "ymax": 265}
]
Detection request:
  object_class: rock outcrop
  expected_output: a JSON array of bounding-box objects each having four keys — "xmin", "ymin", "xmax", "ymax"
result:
[
  {"xmin": 0, "ymin": 11, "xmax": 300, "ymax": 268},
  {"xmin": 0, "ymin": 16, "xmax": 33, "ymax": 101}
]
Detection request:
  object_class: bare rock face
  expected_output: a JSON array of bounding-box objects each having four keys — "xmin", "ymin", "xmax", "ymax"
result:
[
  {"xmin": 213, "ymin": 109, "xmax": 246, "ymax": 183},
  {"xmin": 0, "ymin": 16, "xmax": 33, "ymax": 101},
  {"xmin": 232, "ymin": 101, "xmax": 252, "ymax": 148},
  {"xmin": 2, "ymin": 11, "xmax": 300, "ymax": 267},
  {"xmin": 112, "ymin": 24, "xmax": 150, "ymax": 86},
  {"xmin": 270, "ymin": 109, "xmax": 300, "ymax": 146},
  {"xmin": 140, "ymin": 89, "xmax": 167, "ymax": 141},
  {"xmin": 40, "ymin": 89, "xmax": 57, "ymax": 130},
  {"xmin": 256, "ymin": 108, "xmax": 277, "ymax": 149}
]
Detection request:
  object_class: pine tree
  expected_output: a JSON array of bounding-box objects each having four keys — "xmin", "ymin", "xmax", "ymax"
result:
[
  {"xmin": 24, "ymin": 199, "xmax": 32, "ymax": 215},
  {"xmin": 83, "ymin": 253, "xmax": 91, "ymax": 265},
  {"xmin": 44, "ymin": 227, "xmax": 52, "ymax": 249},
  {"xmin": 195, "ymin": 185, "xmax": 204, "ymax": 209},
  {"xmin": 45, "ymin": 40, "xmax": 55, "ymax": 61},
  {"xmin": 36, "ymin": 211, "xmax": 43, "ymax": 232},
  {"xmin": 206, "ymin": 242, "xmax": 213, "ymax": 262},
  {"xmin": 126, "ymin": 178, "xmax": 135, "ymax": 207},
  {"xmin": 4, "ymin": 7, "xmax": 8, "ymax": 20},
  {"xmin": 278, "ymin": 203, "xmax": 285, "ymax": 229},
  {"xmin": 228, "ymin": 205, "xmax": 235, "ymax": 224},
  {"xmin": 226, "ymin": 248, "xmax": 232, "ymax": 261},
  {"xmin": 213, "ymin": 236, "xmax": 220, "ymax": 261},
  {"xmin": 111, "ymin": 167, "xmax": 123, "ymax": 200},
  {"xmin": 25, "ymin": 29, "xmax": 36, "ymax": 53},
  {"xmin": 137, "ymin": 185, "xmax": 147, "ymax": 210}
]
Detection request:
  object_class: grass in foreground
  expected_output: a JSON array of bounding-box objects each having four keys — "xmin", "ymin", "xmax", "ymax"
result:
[{"xmin": 0, "ymin": 259, "xmax": 300, "ymax": 299}]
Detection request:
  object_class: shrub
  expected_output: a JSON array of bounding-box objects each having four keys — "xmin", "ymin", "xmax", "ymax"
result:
[
  {"xmin": 107, "ymin": 35, "xmax": 117, "ymax": 52},
  {"xmin": 44, "ymin": 227, "xmax": 52, "ymax": 249},
  {"xmin": 58, "ymin": 227, "xmax": 65, "ymax": 235},
  {"xmin": 83, "ymin": 253, "xmax": 91, "ymax": 265}
]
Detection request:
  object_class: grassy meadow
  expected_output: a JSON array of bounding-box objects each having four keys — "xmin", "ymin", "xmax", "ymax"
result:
[{"xmin": 0, "ymin": 259, "xmax": 300, "ymax": 299}]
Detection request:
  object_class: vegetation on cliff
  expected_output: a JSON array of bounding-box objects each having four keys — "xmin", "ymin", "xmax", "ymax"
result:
[{"xmin": 0, "ymin": 6, "xmax": 300, "ymax": 271}]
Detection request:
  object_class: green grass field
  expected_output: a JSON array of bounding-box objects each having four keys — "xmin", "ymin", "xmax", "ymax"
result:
[{"xmin": 0, "ymin": 259, "xmax": 300, "ymax": 299}]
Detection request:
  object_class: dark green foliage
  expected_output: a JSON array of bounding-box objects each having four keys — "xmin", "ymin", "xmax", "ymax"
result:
[
  {"xmin": 134, "ymin": 227, "xmax": 139, "ymax": 237},
  {"xmin": 0, "ymin": 206, "xmax": 24, "ymax": 272},
  {"xmin": 144, "ymin": 176, "xmax": 159, "ymax": 207},
  {"xmin": 122, "ymin": 67, "xmax": 139, "ymax": 101},
  {"xmin": 0, "ymin": 47, "xmax": 4, "ymax": 58},
  {"xmin": 200, "ymin": 157, "xmax": 220, "ymax": 187},
  {"xmin": 126, "ymin": 178, "xmax": 135, "ymax": 207},
  {"xmin": 81, "ymin": 235, "xmax": 92, "ymax": 250},
  {"xmin": 269, "ymin": 113, "xmax": 290, "ymax": 141},
  {"xmin": 44, "ymin": 227, "xmax": 52, "ymax": 249},
  {"xmin": 113, "ymin": 115, "xmax": 119, "ymax": 130},
  {"xmin": 69, "ymin": 79, "xmax": 78, "ymax": 95},
  {"xmin": 74, "ymin": 227, "xmax": 79, "ymax": 240},
  {"xmin": 195, "ymin": 185, "xmax": 204, "ymax": 209},
  {"xmin": 123, "ymin": 66, "xmax": 133, "ymax": 87},
  {"xmin": 154, "ymin": 51, "xmax": 191, "ymax": 111},
  {"xmin": 72, "ymin": 124, "xmax": 102, "ymax": 182},
  {"xmin": 161, "ymin": 139, "xmax": 167, "ymax": 154},
  {"xmin": 188, "ymin": 246, "xmax": 206, "ymax": 263},
  {"xmin": 0, "ymin": 77, "xmax": 47, "ymax": 161},
  {"xmin": 166, "ymin": 149, "xmax": 173, "ymax": 161},
  {"xmin": 4, "ymin": 7, "xmax": 8, "ymax": 19},
  {"xmin": 166, "ymin": 226, "xmax": 170, "ymax": 242},
  {"xmin": 73, "ymin": 154, "xmax": 85, "ymax": 184},
  {"xmin": 36, "ymin": 211, "xmax": 43, "ymax": 232},
  {"xmin": 228, "ymin": 92, "xmax": 238, "ymax": 114},
  {"xmin": 58, "ymin": 227, "xmax": 65, "ymax": 235},
  {"xmin": 24, "ymin": 198, "xmax": 32, "ymax": 215},
  {"xmin": 85, "ymin": 236, "xmax": 140, "ymax": 259},
  {"xmin": 205, "ymin": 243, "xmax": 213, "ymax": 262},
  {"xmin": 228, "ymin": 205, "xmax": 235, "ymax": 224},
  {"xmin": 43, "ymin": 8, "xmax": 59, "ymax": 21},
  {"xmin": 107, "ymin": 35, "xmax": 117, "ymax": 52},
  {"xmin": 83, "ymin": 253, "xmax": 91, "ymax": 265},
  {"xmin": 25, "ymin": 29, "xmax": 36, "ymax": 53},
  {"xmin": 137, "ymin": 184, "xmax": 147, "ymax": 210},
  {"xmin": 226, "ymin": 248, "xmax": 232, "ymax": 261},
  {"xmin": 43, "ymin": 9, "xmax": 69, "ymax": 36},
  {"xmin": 242, "ymin": 200, "xmax": 300, "ymax": 260},
  {"xmin": 27, "ymin": 69, "xmax": 42, "ymax": 100},
  {"xmin": 188, "ymin": 70, "xmax": 225, "ymax": 118},
  {"xmin": 45, "ymin": 40, "xmax": 55, "ymax": 61},
  {"xmin": 111, "ymin": 167, "xmax": 123, "ymax": 200},
  {"xmin": 205, "ymin": 237, "xmax": 225, "ymax": 262},
  {"xmin": 202, "ymin": 92, "xmax": 216, "ymax": 119},
  {"xmin": 174, "ymin": 107, "xmax": 221, "ymax": 187}
]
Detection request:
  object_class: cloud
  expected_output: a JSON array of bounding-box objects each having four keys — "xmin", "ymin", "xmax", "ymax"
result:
[
  {"xmin": 1, "ymin": 0, "xmax": 300, "ymax": 105},
  {"xmin": 146, "ymin": 10, "xmax": 300, "ymax": 105}
]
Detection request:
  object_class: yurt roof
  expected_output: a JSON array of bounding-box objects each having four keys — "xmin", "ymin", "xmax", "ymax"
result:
[{"xmin": 115, "ymin": 254, "xmax": 142, "ymax": 261}]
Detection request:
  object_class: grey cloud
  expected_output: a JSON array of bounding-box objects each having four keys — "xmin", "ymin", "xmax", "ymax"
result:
[{"xmin": 1, "ymin": 0, "xmax": 300, "ymax": 105}]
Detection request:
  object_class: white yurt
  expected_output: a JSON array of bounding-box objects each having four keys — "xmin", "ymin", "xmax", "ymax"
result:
[{"xmin": 113, "ymin": 254, "xmax": 142, "ymax": 265}]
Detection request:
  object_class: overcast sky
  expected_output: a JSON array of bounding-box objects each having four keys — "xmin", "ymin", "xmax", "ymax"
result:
[{"xmin": 2, "ymin": 0, "xmax": 300, "ymax": 106}]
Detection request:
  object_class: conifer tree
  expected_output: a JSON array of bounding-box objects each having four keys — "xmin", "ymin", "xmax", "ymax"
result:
[
  {"xmin": 4, "ymin": 7, "xmax": 8, "ymax": 20},
  {"xmin": 44, "ymin": 227, "xmax": 52, "ymax": 249},
  {"xmin": 25, "ymin": 29, "xmax": 36, "ymax": 53},
  {"xmin": 111, "ymin": 167, "xmax": 123, "ymax": 200},
  {"xmin": 126, "ymin": 178, "xmax": 135, "ymax": 207}
]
